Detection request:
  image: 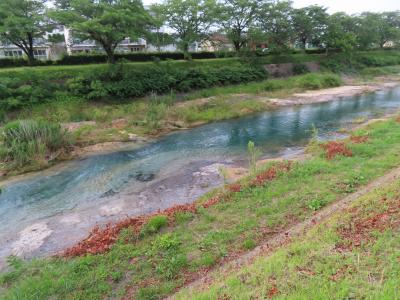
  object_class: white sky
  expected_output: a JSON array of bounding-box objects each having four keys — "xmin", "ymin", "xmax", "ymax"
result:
[{"xmin": 143, "ymin": 0, "xmax": 400, "ymax": 14}]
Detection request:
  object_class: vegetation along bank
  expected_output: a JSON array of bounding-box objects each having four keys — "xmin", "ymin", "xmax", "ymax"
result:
[{"xmin": 1, "ymin": 51, "xmax": 400, "ymax": 176}]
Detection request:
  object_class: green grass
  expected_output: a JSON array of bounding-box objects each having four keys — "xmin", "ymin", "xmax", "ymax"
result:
[
  {"xmin": 0, "ymin": 119, "xmax": 71, "ymax": 172},
  {"xmin": 177, "ymin": 174, "xmax": 400, "ymax": 299},
  {"xmin": 1, "ymin": 117, "xmax": 400, "ymax": 299}
]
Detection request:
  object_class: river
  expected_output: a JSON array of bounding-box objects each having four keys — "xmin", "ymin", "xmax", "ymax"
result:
[{"xmin": 0, "ymin": 86, "xmax": 400, "ymax": 267}]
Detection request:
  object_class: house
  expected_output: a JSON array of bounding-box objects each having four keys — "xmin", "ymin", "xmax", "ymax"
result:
[
  {"xmin": 0, "ymin": 26, "xmax": 67, "ymax": 61},
  {"xmin": 0, "ymin": 39, "xmax": 64, "ymax": 60},
  {"xmin": 64, "ymin": 28, "xmax": 146, "ymax": 54},
  {"xmin": 200, "ymin": 34, "xmax": 234, "ymax": 52}
]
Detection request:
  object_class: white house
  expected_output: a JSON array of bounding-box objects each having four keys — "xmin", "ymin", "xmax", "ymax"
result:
[
  {"xmin": 64, "ymin": 27, "xmax": 147, "ymax": 54},
  {"xmin": 0, "ymin": 39, "xmax": 64, "ymax": 60}
]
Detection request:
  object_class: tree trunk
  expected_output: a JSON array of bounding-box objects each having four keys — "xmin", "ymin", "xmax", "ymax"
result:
[
  {"xmin": 27, "ymin": 34, "xmax": 35, "ymax": 66},
  {"xmin": 104, "ymin": 45, "xmax": 116, "ymax": 64},
  {"xmin": 27, "ymin": 49, "xmax": 35, "ymax": 66},
  {"xmin": 234, "ymin": 41, "xmax": 241, "ymax": 52},
  {"xmin": 181, "ymin": 41, "xmax": 191, "ymax": 60},
  {"xmin": 301, "ymin": 38, "xmax": 307, "ymax": 49}
]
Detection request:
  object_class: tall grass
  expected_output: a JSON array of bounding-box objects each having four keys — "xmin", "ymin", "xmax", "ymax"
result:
[{"xmin": 0, "ymin": 120, "xmax": 71, "ymax": 167}]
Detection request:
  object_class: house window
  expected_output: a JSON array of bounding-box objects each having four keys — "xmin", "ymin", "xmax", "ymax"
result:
[
  {"xmin": 4, "ymin": 50, "xmax": 23, "ymax": 58},
  {"xmin": 130, "ymin": 47, "xmax": 140, "ymax": 52},
  {"xmin": 33, "ymin": 49, "xmax": 47, "ymax": 58}
]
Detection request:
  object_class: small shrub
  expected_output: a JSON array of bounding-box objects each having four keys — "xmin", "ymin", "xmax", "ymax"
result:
[
  {"xmin": 306, "ymin": 124, "xmax": 320, "ymax": 154},
  {"xmin": 308, "ymin": 198, "xmax": 326, "ymax": 211},
  {"xmin": 321, "ymin": 74, "xmax": 342, "ymax": 87},
  {"xmin": 297, "ymin": 73, "xmax": 323, "ymax": 90},
  {"xmin": 242, "ymin": 239, "xmax": 256, "ymax": 250},
  {"xmin": 263, "ymin": 80, "xmax": 286, "ymax": 91},
  {"xmin": 248, "ymin": 140, "xmax": 261, "ymax": 174},
  {"xmin": 152, "ymin": 233, "xmax": 180, "ymax": 252},
  {"xmin": 141, "ymin": 215, "xmax": 168, "ymax": 236},
  {"xmin": 292, "ymin": 63, "xmax": 310, "ymax": 75}
]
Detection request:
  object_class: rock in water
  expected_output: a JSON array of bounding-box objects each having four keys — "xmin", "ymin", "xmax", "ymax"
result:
[{"xmin": 135, "ymin": 173, "xmax": 155, "ymax": 182}]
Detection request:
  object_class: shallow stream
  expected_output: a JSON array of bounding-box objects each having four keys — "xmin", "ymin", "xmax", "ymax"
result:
[{"xmin": 1, "ymin": 87, "xmax": 400, "ymax": 266}]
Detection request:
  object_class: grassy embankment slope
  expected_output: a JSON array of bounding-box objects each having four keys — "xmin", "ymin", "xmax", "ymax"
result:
[
  {"xmin": 1, "ymin": 50, "xmax": 400, "ymax": 175},
  {"xmin": 177, "ymin": 167, "xmax": 400, "ymax": 300},
  {"xmin": 1, "ymin": 114, "xmax": 400, "ymax": 299}
]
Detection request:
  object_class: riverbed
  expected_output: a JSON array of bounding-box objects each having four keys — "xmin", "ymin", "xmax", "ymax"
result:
[{"xmin": 1, "ymin": 86, "xmax": 400, "ymax": 269}]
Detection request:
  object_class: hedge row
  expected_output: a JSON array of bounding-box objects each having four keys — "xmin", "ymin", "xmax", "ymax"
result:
[
  {"xmin": 321, "ymin": 51, "xmax": 400, "ymax": 72},
  {"xmin": 69, "ymin": 64, "xmax": 268, "ymax": 100},
  {"xmin": 0, "ymin": 49, "xmax": 332, "ymax": 68},
  {"xmin": 0, "ymin": 64, "xmax": 267, "ymax": 111},
  {"xmin": 0, "ymin": 51, "xmax": 237, "ymax": 68}
]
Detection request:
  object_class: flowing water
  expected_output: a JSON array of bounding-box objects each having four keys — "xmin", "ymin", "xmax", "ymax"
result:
[{"xmin": 1, "ymin": 87, "xmax": 400, "ymax": 265}]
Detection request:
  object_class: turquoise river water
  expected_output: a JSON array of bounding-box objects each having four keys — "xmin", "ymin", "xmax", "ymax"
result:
[{"xmin": 0, "ymin": 87, "xmax": 400, "ymax": 265}]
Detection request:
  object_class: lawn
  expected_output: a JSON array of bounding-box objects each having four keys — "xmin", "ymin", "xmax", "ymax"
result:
[{"xmin": 1, "ymin": 116, "xmax": 400, "ymax": 299}]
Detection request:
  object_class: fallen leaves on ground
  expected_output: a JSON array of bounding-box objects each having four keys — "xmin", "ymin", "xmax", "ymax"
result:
[{"xmin": 321, "ymin": 141, "xmax": 353, "ymax": 160}]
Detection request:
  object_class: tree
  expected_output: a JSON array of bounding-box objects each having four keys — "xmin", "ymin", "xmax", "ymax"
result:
[
  {"xmin": 257, "ymin": 1, "xmax": 294, "ymax": 52},
  {"xmin": 217, "ymin": 0, "xmax": 259, "ymax": 52},
  {"xmin": 160, "ymin": 0, "xmax": 218, "ymax": 56},
  {"xmin": 148, "ymin": 4, "xmax": 174, "ymax": 51},
  {"xmin": 0, "ymin": 0, "xmax": 52, "ymax": 65},
  {"xmin": 376, "ymin": 12, "xmax": 400, "ymax": 48},
  {"xmin": 292, "ymin": 5, "xmax": 328, "ymax": 49},
  {"xmin": 323, "ymin": 12, "xmax": 357, "ymax": 53},
  {"xmin": 52, "ymin": 0, "xmax": 152, "ymax": 63}
]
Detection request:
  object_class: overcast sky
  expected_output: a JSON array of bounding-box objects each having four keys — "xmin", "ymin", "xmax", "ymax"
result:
[{"xmin": 143, "ymin": 0, "xmax": 400, "ymax": 14}]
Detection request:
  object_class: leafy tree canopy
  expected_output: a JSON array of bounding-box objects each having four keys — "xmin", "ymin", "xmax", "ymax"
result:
[
  {"xmin": 217, "ymin": 0, "xmax": 260, "ymax": 51},
  {"xmin": 51, "ymin": 0, "xmax": 152, "ymax": 63},
  {"xmin": 0, "ymin": 0, "xmax": 53, "ymax": 65},
  {"xmin": 159, "ymin": 0, "xmax": 218, "ymax": 55},
  {"xmin": 292, "ymin": 5, "xmax": 328, "ymax": 49}
]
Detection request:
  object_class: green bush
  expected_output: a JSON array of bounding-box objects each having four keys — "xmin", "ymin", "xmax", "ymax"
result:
[
  {"xmin": 141, "ymin": 215, "xmax": 168, "ymax": 236},
  {"xmin": 1, "ymin": 119, "xmax": 71, "ymax": 167},
  {"xmin": 292, "ymin": 63, "xmax": 310, "ymax": 75},
  {"xmin": 321, "ymin": 51, "xmax": 400, "ymax": 73},
  {"xmin": 320, "ymin": 74, "xmax": 342, "ymax": 87},
  {"xmin": 295, "ymin": 73, "xmax": 341, "ymax": 90},
  {"xmin": 296, "ymin": 73, "xmax": 323, "ymax": 89},
  {"xmin": 263, "ymin": 80, "xmax": 286, "ymax": 91},
  {"xmin": 69, "ymin": 64, "xmax": 268, "ymax": 101}
]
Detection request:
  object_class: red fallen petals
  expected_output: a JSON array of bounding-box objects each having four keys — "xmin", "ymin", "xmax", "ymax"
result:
[
  {"xmin": 335, "ymin": 201, "xmax": 400, "ymax": 252},
  {"xmin": 227, "ymin": 183, "xmax": 242, "ymax": 192},
  {"xmin": 202, "ymin": 197, "xmax": 221, "ymax": 208},
  {"xmin": 321, "ymin": 141, "xmax": 353, "ymax": 160},
  {"xmin": 250, "ymin": 162, "xmax": 291, "ymax": 187},
  {"xmin": 64, "ymin": 203, "xmax": 197, "ymax": 257}
]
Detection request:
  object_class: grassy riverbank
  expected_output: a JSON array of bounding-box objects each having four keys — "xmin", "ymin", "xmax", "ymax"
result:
[
  {"xmin": 1, "ymin": 67, "xmax": 400, "ymax": 176},
  {"xmin": 0, "ymin": 50, "xmax": 400, "ymax": 175},
  {"xmin": 176, "ymin": 173, "xmax": 400, "ymax": 299},
  {"xmin": 1, "ymin": 115, "xmax": 400, "ymax": 299}
]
